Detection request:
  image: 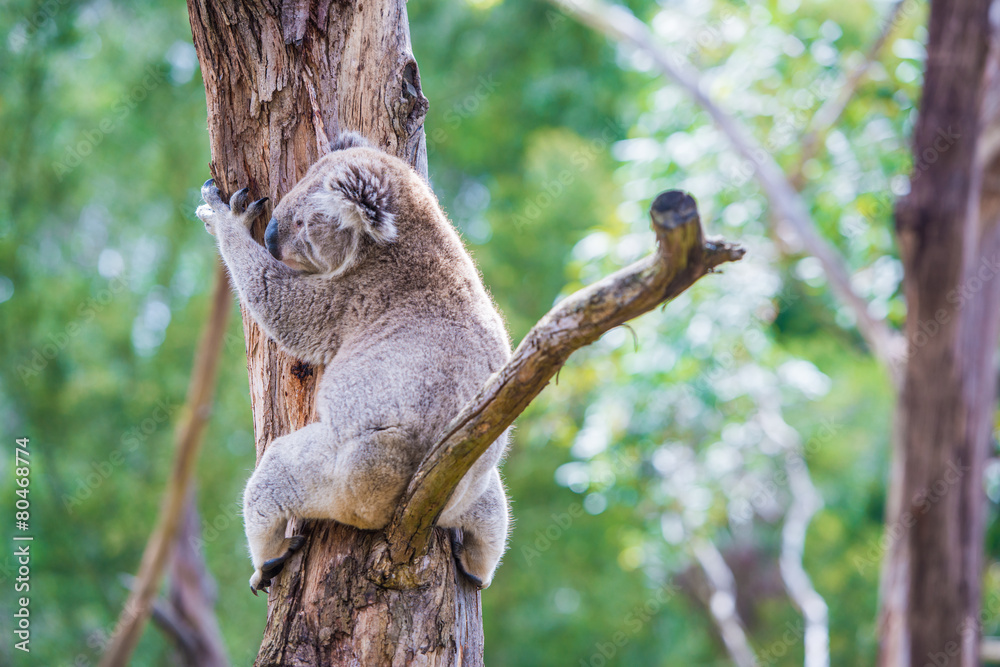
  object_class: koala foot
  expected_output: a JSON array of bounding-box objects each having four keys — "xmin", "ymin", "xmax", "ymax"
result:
[
  {"xmin": 196, "ymin": 179, "xmax": 268, "ymax": 236},
  {"xmin": 449, "ymin": 529, "xmax": 487, "ymax": 590},
  {"xmin": 249, "ymin": 534, "xmax": 306, "ymax": 597}
]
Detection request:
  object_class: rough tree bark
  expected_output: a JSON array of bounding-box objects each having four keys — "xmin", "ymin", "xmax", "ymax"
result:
[
  {"xmin": 186, "ymin": 1, "xmax": 742, "ymax": 664},
  {"xmin": 878, "ymin": 1, "xmax": 1000, "ymax": 665},
  {"xmin": 185, "ymin": 1, "xmax": 463, "ymax": 664}
]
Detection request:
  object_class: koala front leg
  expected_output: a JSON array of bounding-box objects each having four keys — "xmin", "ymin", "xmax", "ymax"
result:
[
  {"xmin": 196, "ymin": 180, "xmax": 331, "ymax": 361},
  {"xmin": 196, "ymin": 180, "xmax": 275, "ymax": 288}
]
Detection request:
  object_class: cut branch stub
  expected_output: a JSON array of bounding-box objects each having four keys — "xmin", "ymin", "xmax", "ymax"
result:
[{"xmin": 378, "ymin": 190, "xmax": 744, "ymax": 580}]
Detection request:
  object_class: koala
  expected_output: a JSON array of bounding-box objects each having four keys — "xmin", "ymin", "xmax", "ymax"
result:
[{"xmin": 195, "ymin": 132, "xmax": 511, "ymax": 594}]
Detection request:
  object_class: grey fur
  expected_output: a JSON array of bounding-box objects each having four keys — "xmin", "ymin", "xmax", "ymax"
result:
[{"xmin": 196, "ymin": 139, "xmax": 511, "ymax": 593}]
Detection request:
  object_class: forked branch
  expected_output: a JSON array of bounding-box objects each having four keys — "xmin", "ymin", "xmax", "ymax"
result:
[{"xmin": 381, "ymin": 191, "xmax": 744, "ymax": 572}]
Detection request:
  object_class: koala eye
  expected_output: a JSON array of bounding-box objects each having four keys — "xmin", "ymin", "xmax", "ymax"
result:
[{"xmin": 295, "ymin": 219, "xmax": 304, "ymax": 228}]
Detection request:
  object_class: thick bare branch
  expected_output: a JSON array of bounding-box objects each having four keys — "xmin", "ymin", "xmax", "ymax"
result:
[
  {"xmin": 380, "ymin": 191, "xmax": 743, "ymax": 573},
  {"xmin": 100, "ymin": 263, "xmax": 231, "ymax": 667},
  {"xmin": 548, "ymin": 0, "xmax": 904, "ymax": 378}
]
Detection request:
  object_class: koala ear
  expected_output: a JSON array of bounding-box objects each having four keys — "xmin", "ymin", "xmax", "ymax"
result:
[
  {"xmin": 323, "ymin": 164, "xmax": 397, "ymax": 244},
  {"xmin": 330, "ymin": 131, "xmax": 371, "ymax": 152}
]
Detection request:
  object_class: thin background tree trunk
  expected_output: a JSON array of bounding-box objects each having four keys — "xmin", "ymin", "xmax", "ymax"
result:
[
  {"xmin": 879, "ymin": 1, "xmax": 1000, "ymax": 665},
  {"xmin": 160, "ymin": 494, "xmax": 229, "ymax": 667},
  {"xmin": 186, "ymin": 1, "xmax": 486, "ymax": 663}
]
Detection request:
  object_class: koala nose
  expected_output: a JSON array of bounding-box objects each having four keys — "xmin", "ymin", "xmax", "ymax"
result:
[{"xmin": 264, "ymin": 218, "xmax": 280, "ymax": 259}]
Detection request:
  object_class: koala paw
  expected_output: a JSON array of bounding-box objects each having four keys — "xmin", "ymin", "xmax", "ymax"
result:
[
  {"xmin": 196, "ymin": 179, "xmax": 268, "ymax": 236},
  {"xmin": 249, "ymin": 534, "xmax": 306, "ymax": 597}
]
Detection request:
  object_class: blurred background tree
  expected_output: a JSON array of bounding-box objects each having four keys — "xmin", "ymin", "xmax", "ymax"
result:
[{"xmin": 2, "ymin": 0, "xmax": 986, "ymax": 664}]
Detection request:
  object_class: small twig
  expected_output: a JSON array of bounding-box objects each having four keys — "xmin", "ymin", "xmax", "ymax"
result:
[
  {"xmin": 380, "ymin": 191, "xmax": 743, "ymax": 576},
  {"xmin": 621, "ymin": 323, "xmax": 639, "ymax": 351},
  {"xmin": 548, "ymin": 0, "xmax": 904, "ymax": 380},
  {"xmin": 781, "ymin": 456, "xmax": 831, "ymax": 667},
  {"xmin": 99, "ymin": 263, "xmax": 232, "ymax": 667}
]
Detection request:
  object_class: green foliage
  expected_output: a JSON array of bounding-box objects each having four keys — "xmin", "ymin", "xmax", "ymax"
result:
[{"xmin": 0, "ymin": 0, "xmax": 941, "ymax": 664}]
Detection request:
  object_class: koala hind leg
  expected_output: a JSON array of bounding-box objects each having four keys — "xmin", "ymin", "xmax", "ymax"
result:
[
  {"xmin": 450, "ymin": 468, "xmax": 509, "ymax": 589},
  {"xmin": 243, "ymin": 423, "xmax": 416, "ymax": 594},
  {"xmin": 242, "ymin": 423, "xmax": 331, "ymax": 595}
]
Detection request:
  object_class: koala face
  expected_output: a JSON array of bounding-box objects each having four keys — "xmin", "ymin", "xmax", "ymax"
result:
[{"xmin": 266, "ymin": 140, "xmax": 398, "ymax": 276}]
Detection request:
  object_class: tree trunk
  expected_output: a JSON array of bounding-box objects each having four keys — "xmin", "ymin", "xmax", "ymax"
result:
[
  {"xmin": 160, "ymin": 493, "xmax": 229, "ymax": 667},
  {"xmin": 186, "ymin": 1, "xmax": 484, "ymax": 663},
  {"xmin": 879, "ymin": 2, "xmax": 1000, "ymax": 665}
]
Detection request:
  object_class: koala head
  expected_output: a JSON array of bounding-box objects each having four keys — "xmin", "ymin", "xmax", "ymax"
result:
[{"xmin": 265, "ymin": 132, "xmax": 398, "ymax": 276}]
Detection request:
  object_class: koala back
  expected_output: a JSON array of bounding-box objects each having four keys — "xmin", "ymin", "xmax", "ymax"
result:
[{"xmin": 266, "ymin": 138, "xmax": 511, "ymax": 449}]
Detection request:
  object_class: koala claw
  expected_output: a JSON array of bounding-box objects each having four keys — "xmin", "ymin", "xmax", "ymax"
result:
[
  {"xmin": 249, "ymin": 570, "xmax": 268, "ymax": 597},
  {"xmin": 201, "ymin": 179, "xmax": 223, "ymax": 207},
  {"xmin": 230, "ymin": 187, "xmax": 250, "ymax": 214},
  {"xmin": 456, "ymin": 563, "xmax": 485, "ymax": 590},
  {"xmin": 197, "ymin": 180, "xmax": 267, "ymax": 235},
  {"xmin": 449, "ymin": 529, "xmax": 486, "ymax": 590},
  {"xmin": 248, "ymin": 535, "xmax": 307, "ymax": 597}
]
